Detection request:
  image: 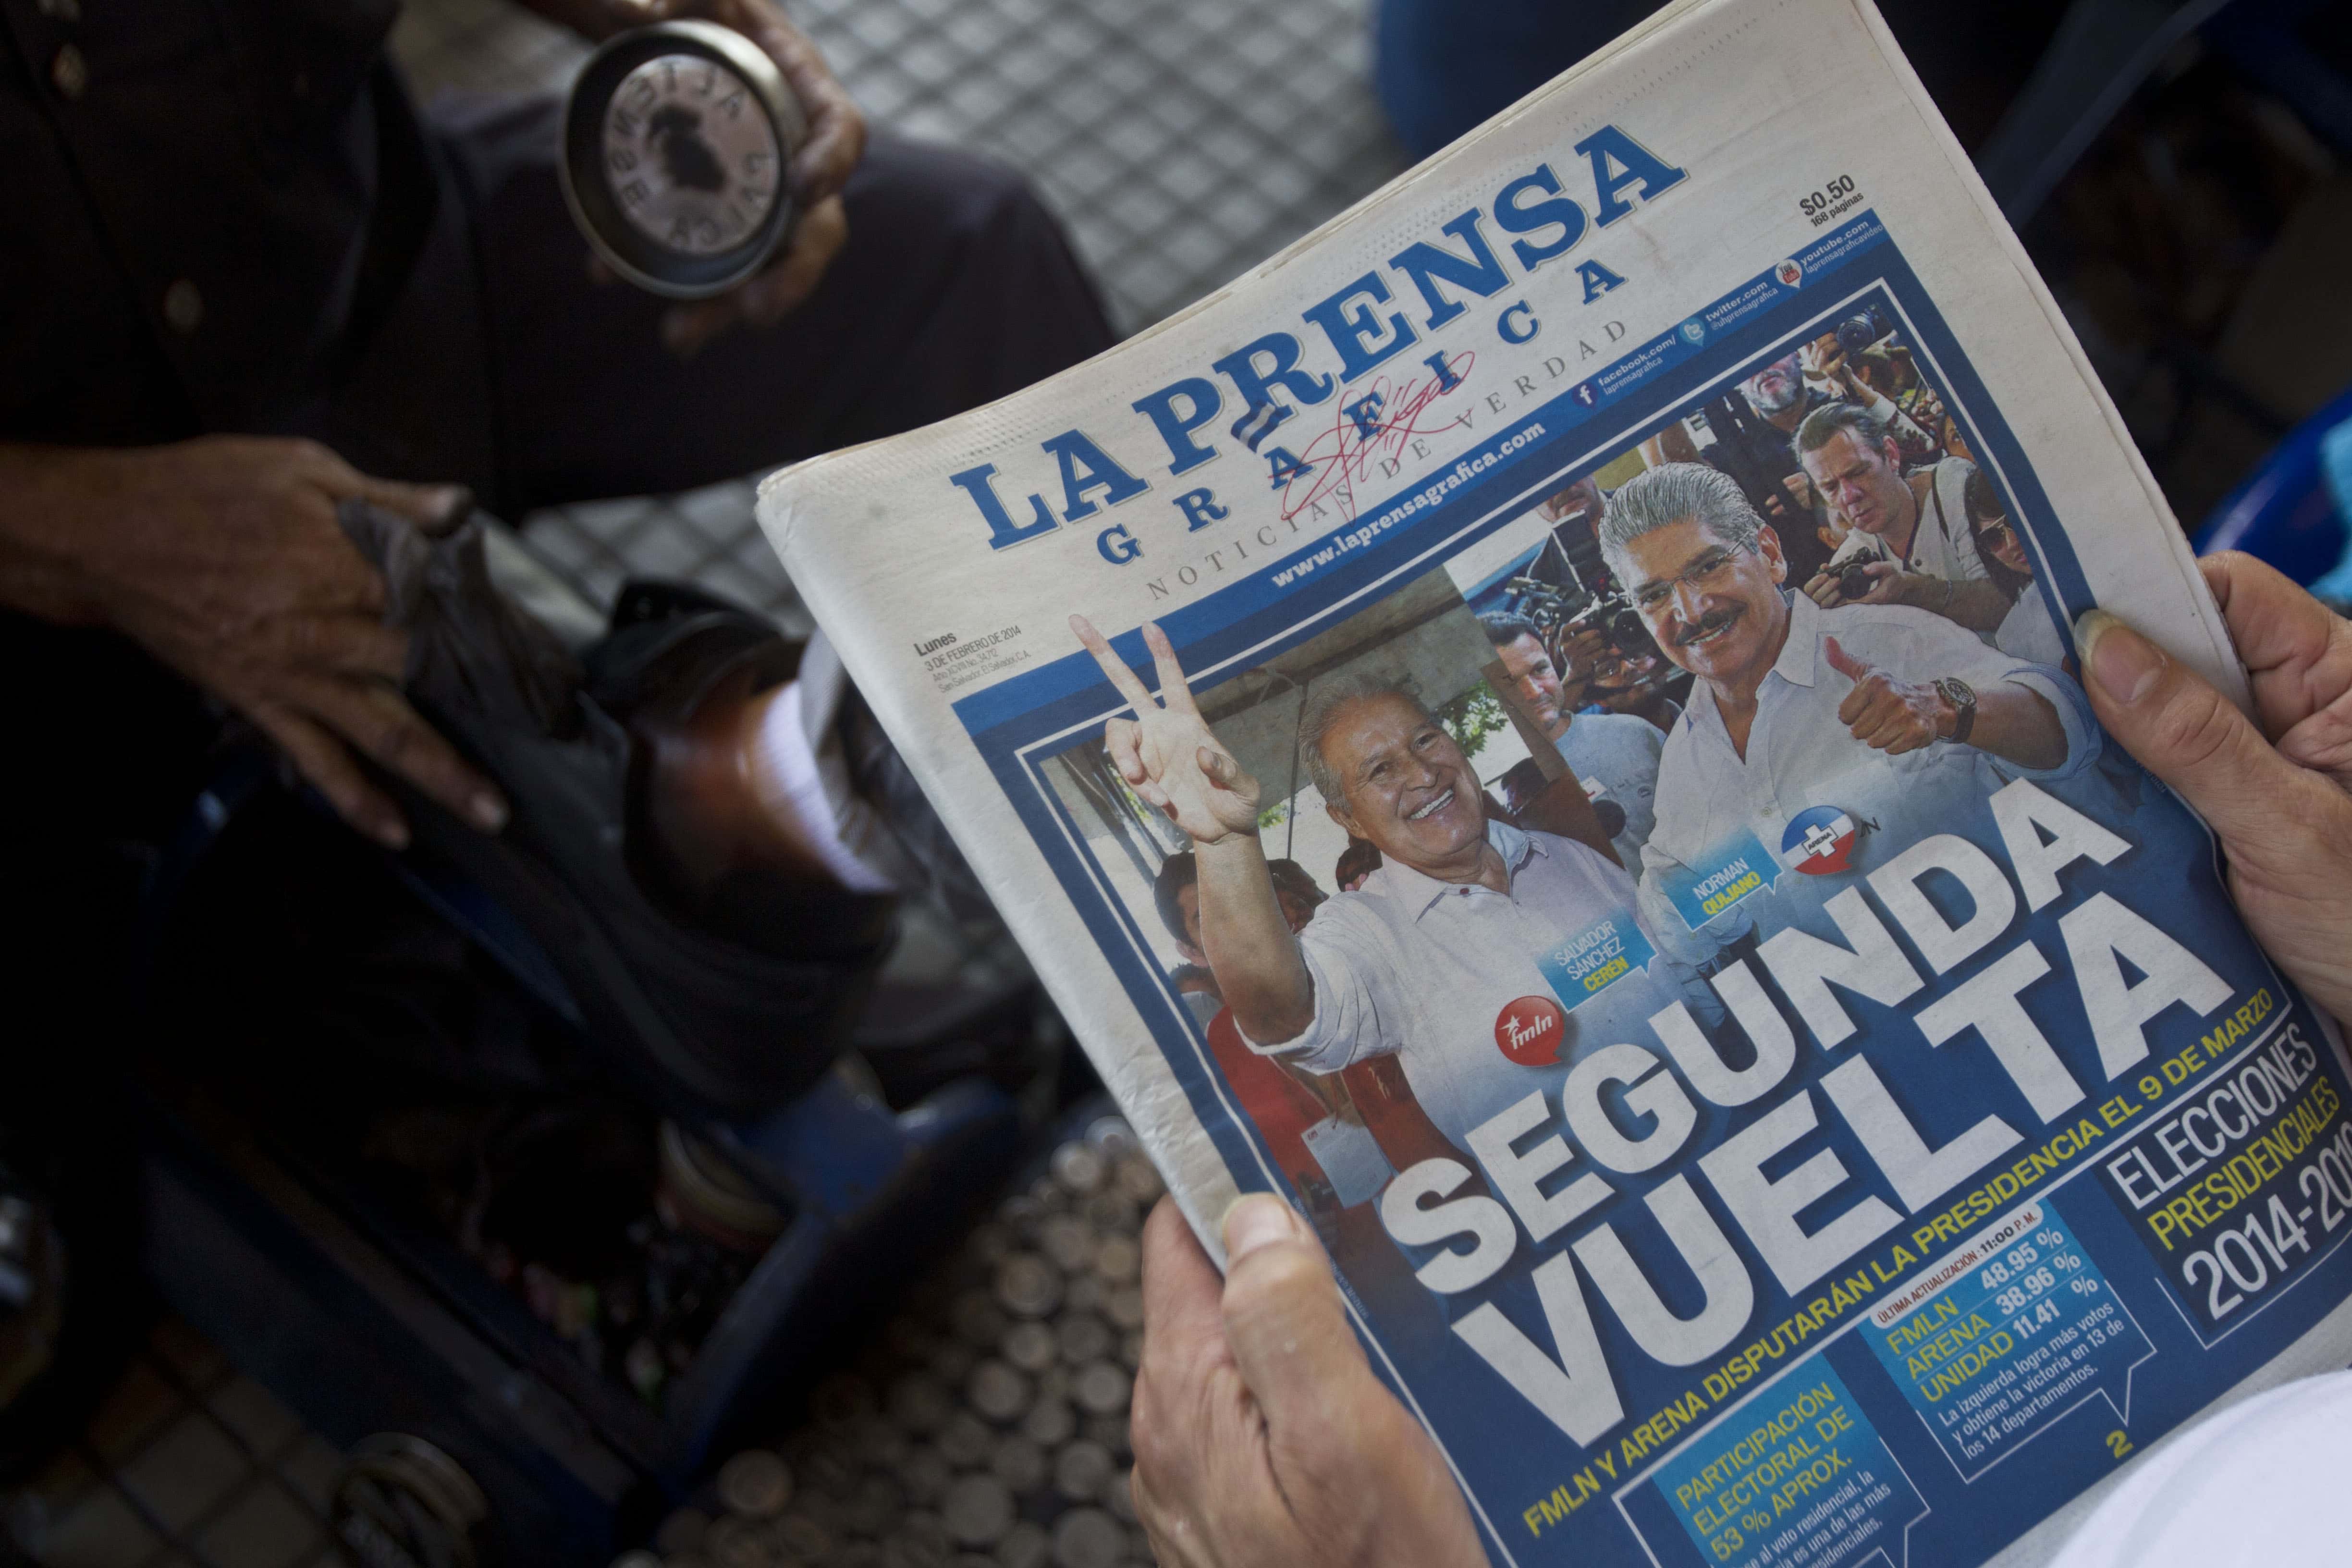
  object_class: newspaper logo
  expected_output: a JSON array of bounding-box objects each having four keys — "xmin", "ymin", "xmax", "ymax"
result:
[
  {"xmin": 1660, "ymin": 829, "xmax": 1777, "ymax": 930},
  {"xmin": 1534, "ymin": 913, "xmax": 1655, "ymax": 1014},
  {"xmin": 1775, "ymin": 257, "xmax": 1803, "ymax": 286},
  {"xmin": 1494, "ymin": 995, "xmax": 1566, "ymax": 1066},
  {"xmin": 1782, "ymin": 804, "xmax": 1860, "ymax": 875},
  {"xmin": 1678, "ymin": 318, "xmax": 1705, "ymax": 345},
  {"xmin": 1229, "ymin": 397, "xmax": 1289, "ymax": 452}
]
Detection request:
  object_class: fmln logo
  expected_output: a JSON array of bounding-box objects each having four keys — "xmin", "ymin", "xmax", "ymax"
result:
[{"xmin": 1493, "ymin": 995, "xmax": 1566, "ymax": 1066}]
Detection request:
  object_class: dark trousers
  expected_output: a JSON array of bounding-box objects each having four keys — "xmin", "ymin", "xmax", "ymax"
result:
[{"xmin": 317, "ymin": 99, "xmax": 1115, "ymax": 512}]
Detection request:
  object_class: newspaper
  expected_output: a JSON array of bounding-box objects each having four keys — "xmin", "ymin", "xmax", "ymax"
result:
[{"xmin": 757, "ymin": 0, "xmax": 2352, "ymax": 1561}]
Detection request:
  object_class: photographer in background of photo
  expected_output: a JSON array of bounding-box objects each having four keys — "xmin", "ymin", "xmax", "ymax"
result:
[
  {"xmin": 1850, "ymin": 339, "xmax": 1968, "ymax": 461},
  {"xmin": 1481, "ymin": 611, "xmax": 1662, "ymax": 870},
  {"xmin": 1703, "ymin": 350, "xmax": 1844, "ymax": 588},
  {"xmin": 1683, "ymin": 331, "xmax": 1933, "ymax": 592},
  {"xmin": 1799, "ymin": 402, "xmax": 2012, "ymax": 638},
  {"xmin": 1802, "ymin": 325, "xmax": 1944, "ymax": 465}
]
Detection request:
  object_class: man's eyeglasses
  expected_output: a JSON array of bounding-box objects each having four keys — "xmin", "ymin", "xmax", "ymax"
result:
[
  {"xmin": 1976, "ymin": 514, "xmax": 2017, "ymax": 549},
  {"xmin": 1628, "ymin": 547, "xmax": 1743, "ymax": 612}
]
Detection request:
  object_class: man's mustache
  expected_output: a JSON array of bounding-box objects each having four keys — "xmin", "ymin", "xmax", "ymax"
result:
[{"xmin": 1673, "ymin": 603, "xmax": 1746, "ymax": 646}]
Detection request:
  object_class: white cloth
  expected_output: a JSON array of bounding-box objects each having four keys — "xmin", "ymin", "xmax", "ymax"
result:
[
  {"xmin": 1995, "ymin": 583, "xmax": 2071, "ymax": 667},
  {"xmin": 2046, "ymin": 1372, "xmax": 2352, "ymax": 1568},
  {"xmin": 1246, "ymin": 819, "xmax": 1694, "ymax": 1153},
  {"xmin": 747, "ymin": 632, "xmax": 908, "ymax": 894},
  {"xmin": 1829, "ymin": 456, "xmax": 1988, "ymax": 592},
  {"xmin": 1640, "ymin": 591, "xmax": 2096, "ymax": 957}
]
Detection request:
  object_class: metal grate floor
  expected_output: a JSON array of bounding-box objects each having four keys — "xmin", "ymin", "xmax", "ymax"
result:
[{"xmin": 390, "ymin": 0, "xmax": 1404, "ymax": 621}]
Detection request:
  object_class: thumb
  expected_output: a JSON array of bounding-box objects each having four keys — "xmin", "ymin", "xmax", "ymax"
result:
[
  {"xmin": 1198, "ymin": 745, "xmax": 1251, "ymax": 794},
  {"xmin": 350, "ymin": 474, "xmax": 477, "ymax": 538},
  {"xmin": 1823, "ymin": 635, "xmax": 1871, "ymax": 683},
  {"xmin": 1218, "ymin": 1196, "xmax": 1371, "ymax": 1425},
  {"xmin": 2075, "ymin": 609, "xmax": 2305, "ymax": 841}
]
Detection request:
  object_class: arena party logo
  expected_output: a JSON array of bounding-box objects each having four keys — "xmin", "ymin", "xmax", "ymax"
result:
[
  {"xmin": 1782, "ymin": 804, "xmax": 1862, "ymax": 874},
  {"xmin": 1493, "ymin": 995, "xmax": 1567, "ymax": 1066}
]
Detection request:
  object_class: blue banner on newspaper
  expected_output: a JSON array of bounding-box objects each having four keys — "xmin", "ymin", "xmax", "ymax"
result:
[
  {"xmin": 1647, "ymin": 1358, "xmax": 1926, "ymax": 1568},
  {"xmin": 1536, "ymin": 913, "xmax": 1656, "ymax": 1012},
  {"xmin": 1861, "ymin": 1198, "xmax": 2152, "ymax": 1480},
  {"xmin": 1659, "ymin": 829, "xmax": 1779, "ymax": 931}
]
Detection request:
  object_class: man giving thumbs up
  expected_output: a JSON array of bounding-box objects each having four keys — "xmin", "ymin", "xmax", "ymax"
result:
[{"xmin": 1592, "ymin": 464, "xmax": 2097, "ymax": 952}]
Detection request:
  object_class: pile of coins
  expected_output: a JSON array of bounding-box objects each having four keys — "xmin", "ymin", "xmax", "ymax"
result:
[{"xmin": 625, "ymin": 1114, "xmax": 1166, "ymax": 1568}]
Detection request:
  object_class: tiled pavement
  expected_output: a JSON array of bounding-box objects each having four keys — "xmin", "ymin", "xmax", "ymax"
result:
[{"xmin": 8, "ymin": 1321, "xmax": 343, "ymax": 1568}]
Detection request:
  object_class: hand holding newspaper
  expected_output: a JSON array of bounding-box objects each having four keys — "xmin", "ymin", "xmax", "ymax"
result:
[{"xmin": 757, "ymin": 0, "xmax": 2352, "ymax": 1561}]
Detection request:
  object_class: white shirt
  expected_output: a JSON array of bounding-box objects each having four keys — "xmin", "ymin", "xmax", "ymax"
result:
[
  {"xmin": 2047, "ymin": 1372, "xmax": 2352, "ymax": 1568},
  {"xmin": 1555, "ymin": 709, "xmax": 1666, "ymax": 871},
  {"xmin": 1248, "ymin": 819, "xmax": 1693, "ymax": 1154},
  {"xmin": 1829, "ymin": 457, "xmax": 1988, "ymax": 595},
  {"xmin": 1640, "ymin": 591, "xmax": 2096, "ymax": 958},
  {"xmin": 1995, "ymin": 583, "xmax": 2071, "ymax": 667}
]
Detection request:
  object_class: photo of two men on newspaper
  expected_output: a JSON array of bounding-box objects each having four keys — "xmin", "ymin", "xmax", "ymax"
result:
[{"xmin": 1036, "ymin": 292, "xmax": 2230, "ymax": 1366}]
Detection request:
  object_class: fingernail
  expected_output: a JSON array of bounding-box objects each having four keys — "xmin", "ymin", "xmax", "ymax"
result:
[
  {"xmin": 374, "ymin": 816, "xmax": 411, "ymax": 852},
  {"xmin": 471, "ymin": 793, "xmax": 509, "ymax": 832},
  {"xmin": 429, "ymin": 485, "xmax": 474, "ymax": 524},
  {"xmin": 1222, "ymin": 1194, "xmax": 1296, "ymax": 1262},
  {"xmin": 2074, "ymin": 609, "xmax": 2163, "ymax": 704}
]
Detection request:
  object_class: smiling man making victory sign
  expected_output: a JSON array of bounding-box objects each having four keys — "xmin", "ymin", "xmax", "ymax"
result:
[{"xmin": 1071, "ymin": 615, "xmax": 1701, "ymax": 1158}]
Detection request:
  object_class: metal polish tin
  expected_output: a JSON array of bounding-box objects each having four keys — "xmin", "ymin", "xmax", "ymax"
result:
[{"xmin": 559, "ymin": 21, "xmax": 807, "ymax": 299}]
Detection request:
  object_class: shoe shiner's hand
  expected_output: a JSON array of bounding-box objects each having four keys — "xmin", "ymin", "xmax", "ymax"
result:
[
  {"xmin": 1130, "ymin": 1195, "xmax": 1485, "ymax": 1568},
  {"xmin": 609, "ymin": 0, "xmax": 866, "ymax": 355},
  {"xmin": 2077, "ymin": 551, "xmax": 2352, "ymax": 1024},
  {"xmin": 4, "ymin": 437, "xmax": 506, "ymax": 849},
  {"xmin": 1074, "ymin": 616, "xmax": 1263, "ymax": 846}
]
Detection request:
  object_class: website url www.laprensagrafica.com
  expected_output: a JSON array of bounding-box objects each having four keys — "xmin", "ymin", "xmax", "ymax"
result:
[{"xmin": 1268, "ymin": 423, "xmax": 1548, "ymax": 589}]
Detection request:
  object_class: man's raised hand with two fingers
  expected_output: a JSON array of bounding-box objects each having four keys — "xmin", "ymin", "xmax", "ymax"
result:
[{"xmin": 1072, "ymin": 615, "xmax": 1315, "ymax": 1043}]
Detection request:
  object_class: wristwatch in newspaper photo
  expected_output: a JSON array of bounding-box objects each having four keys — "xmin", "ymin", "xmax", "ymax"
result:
[{"xmin": 1934, "ymin": 675, "xmax": 1978, "ymax": 744}]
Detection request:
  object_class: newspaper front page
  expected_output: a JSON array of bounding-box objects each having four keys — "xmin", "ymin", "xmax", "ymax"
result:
[{"xmin": 758, "ymin": 0, "xmax": 2352, "ymax": 1560}]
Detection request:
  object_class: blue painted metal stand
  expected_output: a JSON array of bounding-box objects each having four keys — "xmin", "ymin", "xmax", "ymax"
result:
[
  {"xmin": 2193, "ymin": 383, "xmax": 2352, "ymax": 584},
  {"xmin": 127, "ymin": 760, "xmax": 1028, "ymax": 1561}
]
